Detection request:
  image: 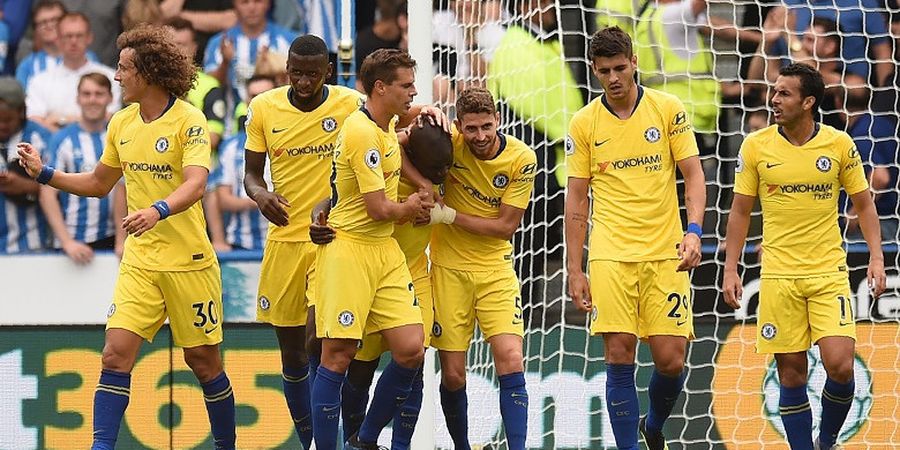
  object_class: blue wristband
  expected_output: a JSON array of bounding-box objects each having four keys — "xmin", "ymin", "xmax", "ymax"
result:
[
  {"xmin": 36, "ymin": 165, "xmax": 55, "ymax": 184},
  {"xmin": 151, "ymin": 200, "xmax": 171, "ymax": 220},
  {"xmin": 686, "ymin": 222, "xmax": 702, "ymax": 237}
]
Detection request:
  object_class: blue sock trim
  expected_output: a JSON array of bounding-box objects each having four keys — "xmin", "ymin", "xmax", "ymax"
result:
[
  {"xmin": 358, "ymin": 360, "xmax": 417, "ymax": 443},
  {"xmin": 499, "ymin": 372, "xmax": 528, "ymax": 450},
  {"xmin": 645, "ymin": 369, "xmax": 685, "ymax": 434},
  {"xmin": 201, "ymin": 372, "xmax": 236, "ymax": 450},
  {"xmin": 606, "ymin": 364, "xmax": 639, "ymax": 450},
  {"xmin": 780, "ymin": 384, "xmax": 813, "ymax": 450},
  {"xmin": 440, "ymin": 384, "xmax": 471, "ymax": 450},
  {"xmin": 819, "ymin": 378, "xmax": 855, "ymax": 449}
]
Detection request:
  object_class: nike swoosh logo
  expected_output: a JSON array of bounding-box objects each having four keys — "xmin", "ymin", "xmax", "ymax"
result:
[
  {"xmin": 204, "ymin": 326, "xmax": 219, "ymax": 334},
  {"xmin": 511, "ymin": 393, "xmax": 527, "ymax": 398},
  {"xmin": 272, "ymin": 127, "xmax": 288, "ymax": 134},
  {"xmin": 400, "ymin": 411, "xmax": 418, "ymax": 418},
  {"xmin": 322, "ymin": 405, "xmax": 339, "ymax": 412},
  {"xmin": 385, "ymin": 150, "xmax": 396, "ymax": 158},
  {"xmin": 610, "ymin": 400, "xmax": 629, "ymax": 406},
  {"xmin": 594, "ymin": 139, "xmax": 610, "ymax": 147},
  {"xmin": 766, "ymin": 162, "xmax": 783, "ymax": 169},
  {"xmin": 119, "ymin": 139, "xmax": 131, "ymax": 145},
  {"xmin": 293, "ymin": 414, "xmax": 311, "ymax": 423},
  {"xmin": 452, "ymin": 162, "xmax": 468, "ymax": 170},
  {"xmin": 676, "ymin": 320, "xmax": 687, "ymax": 327}
]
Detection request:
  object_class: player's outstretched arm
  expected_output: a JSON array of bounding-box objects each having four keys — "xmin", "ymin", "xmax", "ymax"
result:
[
  {"xmin": 434, "ymin": 202, "xmax": 525, "ymax": 241},
  {"xmin": 849, "ymin": 190, "xmax": 887, "ymax": 298},
  {"xmin": 722, "ymin": 193, "xmax": 755, "ymax": 309},
  {"xmin": 676, "ymin": 155, "xmax": 706, "ymax": 271},
  {"xmin": 17, "ymin": 142, "xmax": 121, "ymax": 198},
  {"xmin": 362, "ymin": 189, "xmax": 432, "ymax": 222},
  {"xmin": 244, "ymin": 149, "xmax": 290, "ymax": 226},
  {"xmin": 565, "ymin": 177, "xmax": 592, "ymax": 312},
  {"xmin": 122, "ymin": 165, "xmax": 208, "ymax": 237}
]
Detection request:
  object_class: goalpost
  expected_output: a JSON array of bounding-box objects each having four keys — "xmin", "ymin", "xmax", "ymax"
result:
[{"xmin": 401, "ymin": 1, "xmax": 900, "ymax": 449}]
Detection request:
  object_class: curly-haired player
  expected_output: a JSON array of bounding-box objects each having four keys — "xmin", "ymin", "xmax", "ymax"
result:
[{"xmin": 17, "ymin": 25, "xmax": 236, "ymax": 450}]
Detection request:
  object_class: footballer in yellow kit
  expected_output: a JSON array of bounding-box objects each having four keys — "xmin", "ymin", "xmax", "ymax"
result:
[
  {"xmin": 315, "ymin": 108, "xmax": 422, "ymax": 340},
  {"xmin": 733, "ymin": 124, "xmax": 870, "ymax": 352},
  {"xmin": 567, "ymin": 85, "xmax": 700, "ymax": 339},
  {"xmin": 246, "ymin": 82, "xmax": 363, "ymax": 327},
  {"xmin": 430, "ymin": 129, "xmax": 536, "ymax": 350},
  {"xmin": 101, "ymin": 98, "xmax": 222, "ymax": 347},
  {"xmin": 355, "ymin": 177, "xmax": 436, "ymax": 361}
]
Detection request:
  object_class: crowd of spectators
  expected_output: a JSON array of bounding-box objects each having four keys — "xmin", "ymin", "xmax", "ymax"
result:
[{"xmin": 1, "ymin": 0, "xmax": 898, "ymax": 269}]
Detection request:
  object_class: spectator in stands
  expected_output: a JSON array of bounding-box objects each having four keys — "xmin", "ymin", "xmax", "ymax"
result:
[
  {"xmin": 159, "ymin": 0, "xmax": 237, "ymax": 64},
  {"xmin": 203, "ymin": 0, "xmax": 295, "ymax": 102},
  {"xmin": 170, "ymin": 18, "xmax": 226, "ymax": 152},
  {"xmin": 432, "ymin": 0, "xmax": 506, "ymax": 107},
  {"xmin": 25, "ymin": 12, "xmax": 120, "ymax": 133},
  {"xmin": 122, "ymin": 0, "xmax": 165, "ymax": 31},
  {"xmin": 779, "ymin": 0, "xmax": 893, "ymax": 86},
  {"xmin": 15, "ymin": 1, "xmax": 99, "ymax": 89},
  {"xmin": 216, "ymin": 75, "xmax": 275, "ymax": 251},
  {"xmin": 39, "ymin": 73, "xmax": 118, "ymax": 264},
  {"xmin": 842, "ymin": 86, "xmax": 899, "ymax": 242},
  {"xmin": 273, "ymin": 0, "xmax": 342, "ymax": 84},
  {"xmin": 745, "ymin": 110, "xmax": 769, "ymax": 134},
  {"xmin": 354, "ymin": 0, "xmax": 403, "ymax": 71},
  {"xmin": 487, "ymin": 0, "xmax": 583, "ymax": 312},
  {"xmin": 631, "ymin": 0, "xmax": 719, "ymax": 160},
  {"xmin": 748, "ymin": 14, "xmax": 865, "ymax": 129},
  {"xmin": 60, "ymin": 0, "xmax": 126, "ymax": 66},
  {"xmin": 0, "ymin": 77, "xmax": 51, "ymax": 253},
  {"xmin": 2, "ymin": 0, "xmax": 34, "ymax": 73}
]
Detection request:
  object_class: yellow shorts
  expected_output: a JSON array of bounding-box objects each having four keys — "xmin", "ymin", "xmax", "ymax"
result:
[
  {"xmin": 107, "ymin": 262, "xmax": 223, "ymax": 348},
  {"xmin": 257, "ymin": 240, "xmax": 317, "ymax": 327},
  {"xmin": 431, "ymin": 265, "xmax": 523, "ymax": 352},
  {"xmin": 356, "ymin": 255, "xmax": 433, "ymax": 361},
  {"xmin": 588, "ymin": 259, "xmax": 693, "ymax": 339},
  {"xmin": 757, "ymin": 275, "xmax": 855, "ymax": 354},
  {"xmin": 315, "ymin": 236, "xmax": 422, "ymax": 340}
]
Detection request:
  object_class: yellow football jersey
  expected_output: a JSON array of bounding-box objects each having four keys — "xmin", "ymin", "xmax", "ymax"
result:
[
  {"xmin": 328, "ymin": 108, "xmax": 402, "ymax": 240},
  {"xmin": 430, "ymin": 130, "xmax": 536, "ymax": 270},
  {"xmin": 99, "ymin": 98, "xmax": 215, "ymax": 271},
  {"xmin": 392, "ymin": 177, "xmax": 433, "ymax": 266},
  {"xmin": 245, "ymin": 85, "xmax": 364, "ymax": 242},
  {"xmin": 567, "ymin": 86, "xmax": 698, "ymax": 262},
  {"xmin": 734, "ymin": 124, "xmax": 868, "ymax": 278}
]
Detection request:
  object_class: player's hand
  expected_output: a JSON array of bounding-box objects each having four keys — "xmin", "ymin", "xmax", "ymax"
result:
[
  {"xmin": 0, "ymin": 171, "xmax": 35, "ymax": 195},
  {"xmin": 413, "ymin": 188, "xmax": 434, "ymax": 226},
  {"xmin": 722, "ymin": 269, "xmax": 743, "ymax": 309},
  {"xmin": 418, "ymin": 105, "xmax": 450, "ymax": 133},
  {"xmin": 567, "ymin": 270, "xmax": 592, "ymax": 313},
  {"xmin": 220, "ymin": 36, "xmax": 235, "ymax": 62},
  {"xmin": 253, "ymin": 190, "xmax": 290, "ymax": 226},
  {"xmin": 212, "ymin": 239, "xmax": 232, "ymax": 253},
  {"xmin": 868, "ymin": 256, "xmax": 887, "ymax": 298},
  {"xmin": 62, "ymin": 240, "xmax": 94, "ymax": 265},
  {"xmin": 16, "ymin": 143, "xmax": 43, "ymax": 178},
  {"xmin": 309, "ymin": 210, "xmax": 335, "ymax": 245},
  {"xmin": 122, "ymin": 207, "xmax": 161, "ymax": 237},
  {"xmin": 677, "ymin": 233, "xmax": 702, "ymax": 271}
]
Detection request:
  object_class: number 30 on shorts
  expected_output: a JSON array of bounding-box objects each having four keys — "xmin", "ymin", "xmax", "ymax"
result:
[{"xmin": 192, "ymin": 301, "xmax": 219, "ymax": 328}]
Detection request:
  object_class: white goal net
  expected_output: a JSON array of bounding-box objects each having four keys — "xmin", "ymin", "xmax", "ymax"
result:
[{"xmin": 421, "ymin": 1, "xmax": 900, "ymax": 448}]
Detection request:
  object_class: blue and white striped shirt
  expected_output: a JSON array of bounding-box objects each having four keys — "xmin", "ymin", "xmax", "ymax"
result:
[
  {"xmin": 218, "ymin": 132, "xmax": 269, "ymax": 250},
  {"xmin": 46, "ymin": 123, "xmax": 113, "ymax": 246},
  {"xmin": 15, "ymin": 50, "xmax": 99, "ymax": 91},
  {"xmin": 0, "ymin": 121, "xmax": 51, "ymax": 253},
  {"xmin": 203, "ymin": 22, "xmax": 296, "ymax": 101},
  {"xmin": 298, "ymin": 0, "xmax": 343, "ymax": 53}
]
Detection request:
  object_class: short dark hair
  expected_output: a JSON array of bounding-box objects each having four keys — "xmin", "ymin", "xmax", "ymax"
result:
[
  {"xmin": 78, "ymin": 72, "xmax": 112, "ymax": 93},
  {"xmin": 32, "ymin": 0, "xmax": 66, "ymax": 22},
  {"xmin": 247, "ymin": 74, "xmax": 277, "ymax": 89},
  {"xmin": 358, "ymin": 48, "xmax": 416, "ymax": 95},
  {"xmin": 290, "ymin": 34, "xmax": 329, "ymax": 57},
  {"xmin": 811, "ymin": 17, "xmax": 840, "ymax": 46},
  {"xmin": 779, "ymin": 63, "xmax": 826, "ymax": 113},
  {"xmin": 589, "ymin": 26, "xmax": 633, "ymax": 60},
  {"xmin": 166, "ymin": 17, "xmax": 195, "ymax": 36},
  {"xmin": 455, "ymin": 87, "xmax": 496, "ymax": 119}
]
